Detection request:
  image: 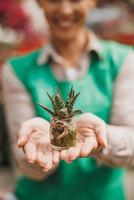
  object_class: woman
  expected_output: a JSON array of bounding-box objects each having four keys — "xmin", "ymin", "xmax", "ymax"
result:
[{"xmin": 2, "ymin": 0, "xmax": 134, "ymax": 200}]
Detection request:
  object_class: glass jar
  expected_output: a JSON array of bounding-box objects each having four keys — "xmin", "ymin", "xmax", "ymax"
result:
[{"xmin": 50, "ymin": 117, "xmax": 77, "ymax": 150}]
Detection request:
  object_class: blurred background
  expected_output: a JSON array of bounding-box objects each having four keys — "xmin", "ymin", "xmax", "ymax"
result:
[{"xmin": 0, "ymin": 0, "xmax": 134, "ymax": 199}]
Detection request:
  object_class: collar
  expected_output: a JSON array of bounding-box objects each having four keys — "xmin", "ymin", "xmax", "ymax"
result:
[{"xmin": 37, "ymin": 30, "xmax": 103, "ymax": 66}]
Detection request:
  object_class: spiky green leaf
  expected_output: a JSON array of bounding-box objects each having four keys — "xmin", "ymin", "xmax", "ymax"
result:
[
  {"xmin": 72, "ymin": 92, "xmax": 80, "ymax": 104},
  {"xmin": 37, "ymin": 102, "xmax": 55, "ymax": 116},
  {"xmin": 65, "ymin": 87, "xmax": 74, "ymax": 113},
  {"xmin": 69, "ymin": 86, "xmax": 74, "ymax": 99},
  {"xmin": 66, "ymin": 91, "xmax": 80, "ymax": 114},
  {"xmin": 46, "ymin": 92, "xmax": 57, "ymax": 114},
  {"xmin": 65, "ymin": 87, "xmax": 74, "ymax": 107},
  {"xmin": 69, "ymin": 110, "xmax": 83, "ymax": 117},
  {"xmin": 54, "ymin": 94, "xmax": 65, "ymax": 111},
  {"xmin": 37, "ymin": 86, "xmax": 82, "ymax": 119}
]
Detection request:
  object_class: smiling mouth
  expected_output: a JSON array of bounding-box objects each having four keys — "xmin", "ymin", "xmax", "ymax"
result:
[
  {"xmin": 53, "ymin": 17, "xmax": 77, "ymax": 29},
  {"xmin": 58, "ymin": 21, "xmax": 74, "ymax": 28}
]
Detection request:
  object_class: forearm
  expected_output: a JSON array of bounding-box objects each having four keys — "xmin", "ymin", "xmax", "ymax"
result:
[
  {"xmin": 94, "ymin": 51, "xmax": 134, "ymax": 168},
  {"xmin": 2, "ymin": 63, "xmax": 57, "ymax": 180},
  {"xmin": 94, "ymin": 125, "xmax": 134, "ymax": 168}
]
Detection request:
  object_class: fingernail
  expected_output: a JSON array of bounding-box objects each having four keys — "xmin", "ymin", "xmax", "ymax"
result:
[
  {"xmin": 17, "ymin": 140, "xmax": 22, "ymax": 147},
  {"xmin": 66, "ymin": 160, "xmax": 73, "ymax": 163},
  {"xmin": 43, "ymin": 168, "xmax": 49, "ymax": 172},
  {"xmin": 17, "ymin": 138, "xmax": 23, "ymax": 146},
  {"xmin": 40, "ymin": 163, "xmax": 45, "ymax": 167},
  {"xmin": 103, "ymin": 137, "xmax": 108, "ymax": 146},
  {"xmin": 98, "ymin": 135, "xmax": 107, "ymax": 147},
  {"xmin": 17, "ymin": 137, "xmax": 26, "ymax": 147},
  {"xmin": 28, "ymin": 159, "xmax": 34, "ymax": 163},
  {"xmin": 102, "ymin": 140, "xmax": 107, "ymax": 147}
]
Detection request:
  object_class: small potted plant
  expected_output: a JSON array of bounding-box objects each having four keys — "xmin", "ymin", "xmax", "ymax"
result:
[{"xmin": 38, "ymin": 87, "xmax": 82, "ymax": 150}]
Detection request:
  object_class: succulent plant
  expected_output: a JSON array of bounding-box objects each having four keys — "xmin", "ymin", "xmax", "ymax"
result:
[
  {"xmin": 37, "ymin": 86, "xmax": 82, "ymax": 120},
  {"xmin": 37, "ymin": 87, "xmax": 82, "ymax": 149}
]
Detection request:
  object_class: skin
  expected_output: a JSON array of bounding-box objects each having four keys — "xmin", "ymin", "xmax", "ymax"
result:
[
  {"xmin": 37, "ymin": 0, "xmax": 96, "ymax": 66},
  {"xmin": 17, "ymin": 0, "xmax": 108, "ymax": 172},
  {"xmin": 18, "ymin": 114, "xmax": 107, "ymax": 171}
]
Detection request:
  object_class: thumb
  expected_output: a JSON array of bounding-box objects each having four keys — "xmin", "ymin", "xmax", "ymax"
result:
[
  {"xmin": 17, "ymin": 125, "xmax": 33, "ymax": 148},
  {"xmin": 95, "ymin": 123, "xmax": 108, "ymax": 147}
]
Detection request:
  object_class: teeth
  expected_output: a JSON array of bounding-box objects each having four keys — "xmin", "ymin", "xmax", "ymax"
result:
[{"xmin": 59, "ymin": 21, "xmax": 73, "ymax": 27}]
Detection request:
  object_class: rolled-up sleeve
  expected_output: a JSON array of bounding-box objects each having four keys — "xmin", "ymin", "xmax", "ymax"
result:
[
  {"xmin": 2, "ymin": 63, "xmax": 48, "ymax": 180},
  {"xmin": 95, "ymin": 51, "xmax": 134, "ymax": 167}
]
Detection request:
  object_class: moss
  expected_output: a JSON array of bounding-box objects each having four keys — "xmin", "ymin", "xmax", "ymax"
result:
[{"xmin": 50, "ymin": 120, "xmax": 76, "ymax": 149}]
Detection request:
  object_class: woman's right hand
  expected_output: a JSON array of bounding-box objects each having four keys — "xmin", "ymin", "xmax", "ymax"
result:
[{"xmin": 17, "ymin": 117, "xmax": 60, "ymax": 172}]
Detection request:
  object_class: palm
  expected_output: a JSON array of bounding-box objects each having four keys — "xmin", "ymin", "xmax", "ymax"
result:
[
  {"xmin": 60, "ymin": 113, "xmax": 107, "ymax": 163},
  {"xmin": 60, "ymin": 115, "xmax": 98, "ymax": 162},
  {"xmin": 18, "ymin": 114, "xmax": 107, "ymax": 169},
  {"xmin": 18, "ymin": 118, "xmax": 59, "ymax": 172}
]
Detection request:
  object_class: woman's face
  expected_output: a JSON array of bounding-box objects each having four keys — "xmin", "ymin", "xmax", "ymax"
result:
[{"xmin": 38, "ymin": 0, "xmax": 96, "ymax": 41}]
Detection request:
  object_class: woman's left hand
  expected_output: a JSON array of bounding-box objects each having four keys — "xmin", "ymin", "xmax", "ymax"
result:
[{"xmin": 60, "ymin": 113, "xmax": 108, "ymax": 163}]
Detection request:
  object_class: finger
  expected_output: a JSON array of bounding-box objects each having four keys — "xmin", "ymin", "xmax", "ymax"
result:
[
  {"xmin": 17, "ymin": 125, "xmax": 33, "ymax": 147},
  {"xmin": 65, "ymin": 144, "xmax": 81, "ymax": 162},
  {"xmin": 52, "ymin": 151, "xmax": 60, "ymax": 165},
  {"xmin": 24, "ymin": 142, "xmax": 36, "ymax": 163},
  {"xmin": 80, "ymin": 138, "xmax": 97, "ymax": 157},
  {"xmin": 36, "ymin": 149, "xmax": 47, "ymax": 167},
  {"xmin": 43, "ymin": 168, "xmax": 49, "ymax": 172},
  {"xmin": 42, "ymin": 151, "xmax": 53, "ymax": 171},
  {"xmin": 60, "ymin": 150, "xmax": 67, "ymax": 160},
  {"xmin": 95, "ymin": 124, "xmax": 107, "ymax": 147}
]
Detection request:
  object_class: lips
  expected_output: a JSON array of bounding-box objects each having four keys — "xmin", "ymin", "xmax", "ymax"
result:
[
  {"xmin": 57, "ymin": 21, "xmax": 74, "ymax": 28},
  {"xmin": 53, "ymin": 19, "xmax": 78, "ymax": 30},
  {"xmin": 53, "ymin": 16, "xmax": 77, "ymax": 29}
]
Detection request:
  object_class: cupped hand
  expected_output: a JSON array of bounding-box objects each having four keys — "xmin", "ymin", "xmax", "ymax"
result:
[
  {"xmin": 17, "ymin": 117, "xmax": 60, "ymax": 172},
  {"xmin": 60, "ymin": 113, "xmax": 108, "ymax": 163},
  {"xmin": 17, "ymin": 114, "xmax": 108, "ymax": 169}
]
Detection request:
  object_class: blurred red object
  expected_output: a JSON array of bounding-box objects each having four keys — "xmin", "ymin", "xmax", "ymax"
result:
[
  {"xmin": 13, "ymin": 34, "xmax": 47, "ymax": 56},
  {"xmin": 0, "ymin": 34, "xmax": 47, "ymax": 85},
  {"xmin": 0, "ymin": 0, "xmax": 30, "ymax": 32},
  {"xmin": 0, "ymin": 34, "xmax": 47, "ymax": 64},
  {"xmin": 101, "ymin": 33, "xmax": 134, "ymax": 45}
]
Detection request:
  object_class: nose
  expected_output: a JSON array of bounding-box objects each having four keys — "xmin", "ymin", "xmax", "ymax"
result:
[{"xmin": 60, "ymin": 1, "xmax": 74, "ymax": 17}]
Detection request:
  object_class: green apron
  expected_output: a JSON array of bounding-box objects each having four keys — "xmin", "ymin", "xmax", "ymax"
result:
[{"xmin": 9, "ymin": 40, "xmax": 132, "ymax": 200}]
